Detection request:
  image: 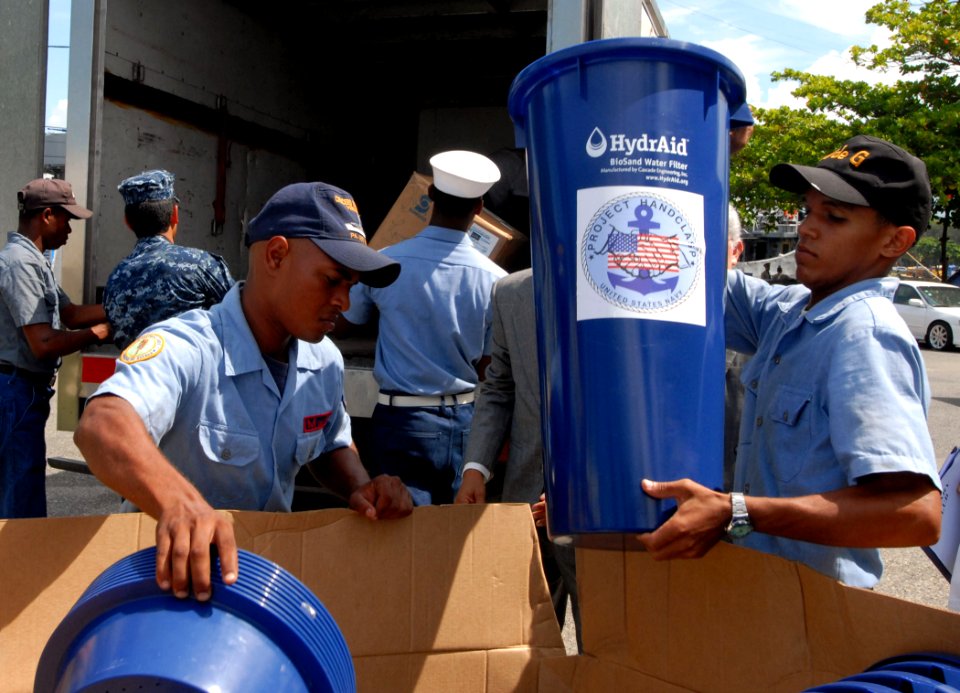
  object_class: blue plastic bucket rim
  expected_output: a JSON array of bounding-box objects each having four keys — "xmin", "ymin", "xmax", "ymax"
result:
[
  {"xmin": 35, "ymin": 547, "xmax": 355, "ymax": 692},
  {"xmin": 508, "ymin": 36, "xmax": 747, "ymax": 129}
]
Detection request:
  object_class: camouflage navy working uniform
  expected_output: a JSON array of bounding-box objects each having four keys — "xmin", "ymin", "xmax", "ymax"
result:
[
  {"xmin": 104, "ymin": 237, "xmax": 233, "ymax": 349},
  {"xmin": 103, "ymin": 170, "xmax": 234, "ymax": 349}
]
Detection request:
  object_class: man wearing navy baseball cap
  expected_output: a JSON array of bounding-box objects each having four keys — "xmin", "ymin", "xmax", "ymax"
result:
[
  {"xmin": 638, "ymin": 135, "xmax": 942, "ymax": 589},
  {"xmin": 245, "ymin": 181, "xmax": 400, "ymax": 287},
  {"xmin": 76, "ymin": 181, "xmax": 409, "ymax": 601}
]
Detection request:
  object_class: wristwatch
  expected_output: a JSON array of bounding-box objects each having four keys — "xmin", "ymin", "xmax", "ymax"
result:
[{"xmin": 725, "ymin": 492, "xmax": 753, "ymax": 539}]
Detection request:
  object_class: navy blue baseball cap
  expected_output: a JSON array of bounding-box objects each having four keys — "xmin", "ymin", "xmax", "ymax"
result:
[
  {"xmin": 118, "ymin": 169, "xmax": 176, "ymax": 205},
  {"xmin": 246, "ymin": 182, "xmax": 400, "ymax": 288},
  {"xmin": 730, "ymin": 103, "xmax": 754, "ymax": 129}
]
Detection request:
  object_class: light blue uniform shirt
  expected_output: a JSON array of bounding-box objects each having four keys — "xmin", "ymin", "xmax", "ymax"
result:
[
  {"xmin": 343, "ymin": 226, "xmax": 507, "ymax": 394},
  {"xmin": 725, "ymin": 271, "xmax": 940, "ymax": 588},
  {"xmin": 93, "ymin": 283, "xmax": 352, "ymax": 512}
]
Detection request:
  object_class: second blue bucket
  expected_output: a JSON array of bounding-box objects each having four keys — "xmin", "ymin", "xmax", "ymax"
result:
[{"xmin": 508, "ymin": 37, "xmax": 746, "ymax": 543}]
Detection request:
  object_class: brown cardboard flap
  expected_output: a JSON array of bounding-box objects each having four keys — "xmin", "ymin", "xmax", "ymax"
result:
[
  {"xmin": 357, "ymin": 647, "xmax": 565, "ymax": 693},
  {"xmin": 240, "ymin": 505, "xmax": 563, "ymax": 656},
  {"xmin": 538, "ymin": 655, "xmax": 697, "ymax": 693},
  {"xmin": 576, "ymin": 540, "xmax": 960, "ymax": 692}
]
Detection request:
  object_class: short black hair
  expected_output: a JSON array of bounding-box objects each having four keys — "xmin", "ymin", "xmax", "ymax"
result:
[
  {"xmin": 429, "ymin": 186, "xmax": 480, "ymax": 218},
  {"xmin": 18, "ymin": 206, "xmax": 46, "ymax": 223},
  {"xmin": 124, "ymin": 199, "xmax": 175, "ymax": 238}
]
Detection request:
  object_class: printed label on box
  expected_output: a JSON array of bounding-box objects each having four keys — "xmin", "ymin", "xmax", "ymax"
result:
[{"xmin": 467, "ymin": 223, "xmax": 498, "ymax": 257}]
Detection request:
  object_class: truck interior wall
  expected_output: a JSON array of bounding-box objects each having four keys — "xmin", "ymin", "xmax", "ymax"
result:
[
  {"xmin": 103, "ymin": 0, "xmax": 316, "ymax": 138},
  {"xmin": 90, "ymin": 0, "xmax": 547, "ymax": 282},
  {"xmin": 92, "ymin": 99, "xmax": 308, "ymax": 291},
  {"xmin": 416, "ymin": 107, "xmax": 517, "ymax": 174}
]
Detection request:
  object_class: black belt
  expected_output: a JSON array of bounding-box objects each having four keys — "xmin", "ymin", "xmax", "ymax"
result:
[{"xmin": 0, "ymin": 364, "xmax": 55, "ymax": 387}]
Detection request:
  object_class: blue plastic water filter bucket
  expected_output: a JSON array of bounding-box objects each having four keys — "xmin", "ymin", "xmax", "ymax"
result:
[
  {"xmin": 35, "ymin": 547, "xmax": 355, "ymax": 693},
  {"xmin": 868, "ymin": 653, "xmax": 960, "ymax": 688},
  {"xmin": 508, "ymin": 38, "xmax": 746, "ymax": 541},
  {"xmin": 842, "ymin": 671, "xmax": 960, "ymax": 692},
  {"xmin": 803, "ymin": 684, "xmax": 901, "ymax": 692},
  {"xmin": 802, "ymin": 652, "xmax": 960, "ymax": 692}
]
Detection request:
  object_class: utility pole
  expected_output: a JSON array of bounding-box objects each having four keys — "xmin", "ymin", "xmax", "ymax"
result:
[{"xmin": 943, "ymin": 193, "xmax": 956, "ymax": 281}]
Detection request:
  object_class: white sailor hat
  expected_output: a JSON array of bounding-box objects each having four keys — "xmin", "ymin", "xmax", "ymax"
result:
[{"xmin": 429, "ymin": 150, "xmax": 501, "ymax": 199}]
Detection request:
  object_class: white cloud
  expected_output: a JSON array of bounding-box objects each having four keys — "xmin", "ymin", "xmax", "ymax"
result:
[
  {"xmin": 661, "ymin": 6, "xmax": 695, "ymax": 23},
  {"xmin": 656, "ymin": 0, "xmax": 904, "ymax": 112},
  {"xmin": 775, "ymin": 0, "xmax": 877, "ymax": 37},
  {"xmin": 705, "ymin": 22, "xmax": 900, "ymax": 110},
  {"xmin": 764, "ymin": 28, "xmax": 902, "ymax": 108},
  {"xmin": 764, "ymin": 79, "xmax": 807, "ymax": 110},
  {"xmin": 700, "ymin": 34, "xmax": 790, "ymax": 107},
  {"xmin": 47, "ymin": 98, "xmax": 68, "ymax": 129}
]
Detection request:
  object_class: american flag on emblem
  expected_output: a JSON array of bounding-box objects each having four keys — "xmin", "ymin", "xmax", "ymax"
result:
[{"xmin": 608, "ymin": 232, "xmax": 680, "ymax": 271}]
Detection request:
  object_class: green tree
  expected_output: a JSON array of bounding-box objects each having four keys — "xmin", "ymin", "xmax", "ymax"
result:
[
  {"xmin": 909, "ymin": 236, "xmax": 960, "ymax": 269},
  {"xmin": 732, "ymin": 0, "xmax": 960, "ymax": 259},
  {"xmin": 731, "ymin": 107, "xmax": 849, "ymax": 230}
]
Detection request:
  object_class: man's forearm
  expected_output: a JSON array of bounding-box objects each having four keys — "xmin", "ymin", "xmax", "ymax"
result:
[
  {"xmin": 74, "ymin": 395, "xmax": 203, "ymax": 517},
  {"xmin": 23, "ymin": 322, "xmax": 108, "ymax": 361},
  {"xmin": 308, "ymin": 443, "xmax": 372, "ymax": 500},
  {"xmin": 61, "ymin": 302, "xmax": 107, "ymax": 329},
  {"xmin": 747, "ymin": 473, "xmax": 941, "ymax": 548}
]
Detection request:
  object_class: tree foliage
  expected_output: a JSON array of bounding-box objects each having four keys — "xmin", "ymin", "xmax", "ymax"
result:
[
  {"xmin": 909, "ymin": 236, "xmax": 960, "ymax": 268},
  {"xmin": 731, "ymin": 0, "xmax": 960, "ymax": 235}
]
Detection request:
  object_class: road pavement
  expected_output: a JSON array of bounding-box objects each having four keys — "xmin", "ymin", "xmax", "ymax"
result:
[{"xmin": 41, "ymin": 348, "xmax": 959, "ymax": 653}]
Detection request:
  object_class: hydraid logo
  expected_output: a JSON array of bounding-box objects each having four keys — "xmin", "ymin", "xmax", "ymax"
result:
[{"xmin": 586, "ymin": 128, "xmax": 607, "ymax": 158}]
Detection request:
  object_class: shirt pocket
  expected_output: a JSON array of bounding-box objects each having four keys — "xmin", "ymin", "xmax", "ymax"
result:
[
  {"xmin": 766, "ymin": 385, "xmax": 813, "ymax": 483},
  {"xmin": 295, "ymin": 432, "xmax": 327, "ymax": 466},
  {"xmin": 198, "ymin": 422, "xmax": 260, "ymax": 468}
]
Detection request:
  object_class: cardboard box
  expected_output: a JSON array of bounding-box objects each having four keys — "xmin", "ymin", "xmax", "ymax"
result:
[
  {"xmin": 3, "ymin": 505, "xmax": 960, "ymax": 692},
  {"xmin": 370, "ymin": 172, "xmax": 528, "ymax": 268},
  {"xmin": 543, "ymin": 541, "xmax": 960, "ymax": 692},
  {"xmin": 0, "ymin": 505, "xmax": 563, "ymax": 692}
]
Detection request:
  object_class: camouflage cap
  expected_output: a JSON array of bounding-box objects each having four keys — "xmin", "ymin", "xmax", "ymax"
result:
[{"xmin": 118, "ymin": 170, "xmax": 176, "ymax": 206}]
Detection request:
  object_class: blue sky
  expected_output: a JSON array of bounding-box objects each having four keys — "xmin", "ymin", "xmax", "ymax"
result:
[
  {"xmin": 662, "ymin": 0, "xmax": 898, "ymax": 110},
  {"xmin": 45, "ymin": 0, "xmax": 71, "ymax": 130},
  {"xmin": 45, "ymin": 0, "xmax": 895, "ymax": 128}
]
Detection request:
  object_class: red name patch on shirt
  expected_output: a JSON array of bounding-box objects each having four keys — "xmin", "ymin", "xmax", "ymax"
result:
[{"xmin": 303, "ymin": 411, "xmax": 332, "ymax": 433}]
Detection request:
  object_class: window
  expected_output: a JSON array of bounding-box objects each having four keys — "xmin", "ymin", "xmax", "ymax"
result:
[{"xmin": 893, "ymin": 285, "xmax": 920, "ymax": 305}]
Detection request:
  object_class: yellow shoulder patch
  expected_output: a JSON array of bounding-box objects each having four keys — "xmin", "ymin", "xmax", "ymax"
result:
[{"xmin": 120, "ymin": 333, "xmax": 165, "ymax": 364}]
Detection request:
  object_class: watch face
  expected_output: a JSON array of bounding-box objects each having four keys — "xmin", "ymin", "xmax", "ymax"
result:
[{"xmin": 728, "ymin": 521, "xmax": 753, "ymax": 539}]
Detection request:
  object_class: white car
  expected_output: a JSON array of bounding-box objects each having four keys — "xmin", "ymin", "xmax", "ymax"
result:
[{"xmin": 892, "ymin": 280, "xmax": 960, "ymax": 351}]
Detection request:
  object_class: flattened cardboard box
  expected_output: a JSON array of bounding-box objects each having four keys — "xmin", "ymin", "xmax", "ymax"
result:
[
  {"xmin": 0, "ymin": 504, "xmax": 564, "ymax": 692},
  {"xmin": 540, "ymin": 541, "xmax": 960, "ymax": 692},
  {"xmin": 370, "ymin": 172, "xmax": 528, "ymax": 268},
  {"xmin": 5, "ymin": 504, "xmax": 960, "ymax": 692}
]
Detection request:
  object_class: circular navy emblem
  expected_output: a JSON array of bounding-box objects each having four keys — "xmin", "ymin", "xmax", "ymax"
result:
[{"xmin": 581, "ymin": 192, "xmax": 702, "ymax": 313}]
